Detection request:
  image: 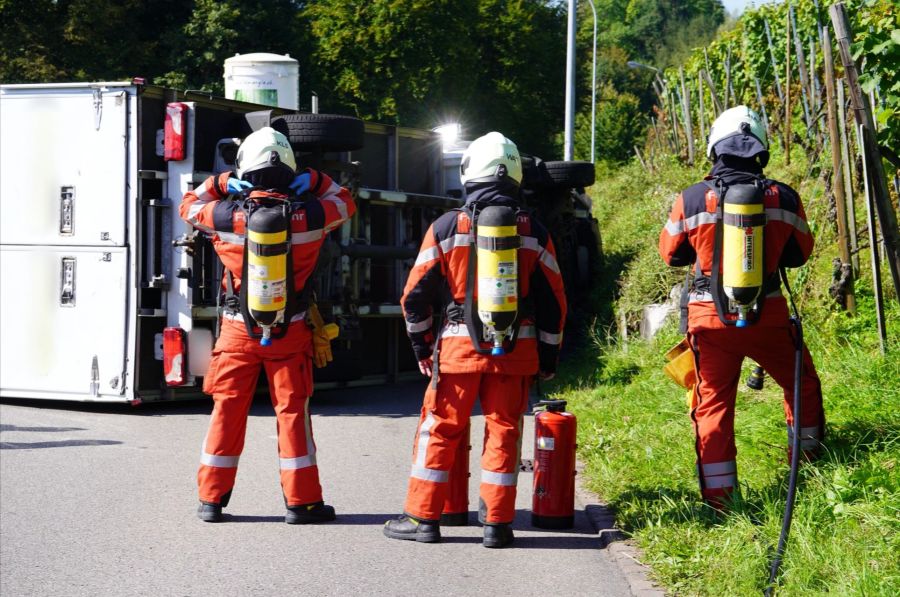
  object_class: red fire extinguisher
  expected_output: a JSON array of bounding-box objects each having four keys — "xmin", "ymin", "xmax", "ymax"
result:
[
  {"xmin": 441, "ymin": 421, "xmax": 471, "ymax": 526},
  {"xmin": 532, "ymin": 399, "xmax": 576, "ymax": 529}
]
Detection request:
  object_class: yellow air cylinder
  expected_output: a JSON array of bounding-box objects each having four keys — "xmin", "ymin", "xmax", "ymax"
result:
[
  {"xmin": 246, "ymin": 205, "xmax": 290, "ymax": 345},
  {"xmin": 722, "ymin": 186, "xmax": 765, "ymax": 327},
  {"xmin": 475, "ymin": 205, "xmax": 519, "ymax": 355}
]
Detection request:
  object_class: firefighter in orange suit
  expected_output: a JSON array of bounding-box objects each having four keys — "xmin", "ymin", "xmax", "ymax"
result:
[
  {"xmin": 179, "ymin": 127, "xmax": 355, "ymax": 523},
  {"xmin": 659, "ymin": 107, "xmax": 825, "ymax": 509},
  {"xmin": 383, "ymin": 132, "xmax": 567, "ymax": 547}
]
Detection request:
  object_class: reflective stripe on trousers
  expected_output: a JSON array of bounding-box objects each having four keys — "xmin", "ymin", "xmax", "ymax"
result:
[
  {"xmin": 701, "ymin": 460, "xmax": 736, "ymax": 490},
  {"xmin": 787, "ymin": 424, "xmax": 821, "ymax": 451}
]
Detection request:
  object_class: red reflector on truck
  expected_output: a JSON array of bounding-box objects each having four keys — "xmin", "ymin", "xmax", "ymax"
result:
[
  {"xmin": 164, "ymin": 103, "xmax": 187, "ymax": 161},
  {"xmin": 163, "ymin": 327, "xmax": 187, "ymax": 386}
]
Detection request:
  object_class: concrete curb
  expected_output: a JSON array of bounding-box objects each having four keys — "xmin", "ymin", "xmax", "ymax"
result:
[{"xmin": 575, "ymin": 466, "xmax": 667, "ymax": 597}]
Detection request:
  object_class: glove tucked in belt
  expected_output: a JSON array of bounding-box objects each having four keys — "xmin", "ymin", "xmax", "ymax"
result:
[{"xmin": 307, "ymin": 303, "xmax": 339, "ymax": 368}]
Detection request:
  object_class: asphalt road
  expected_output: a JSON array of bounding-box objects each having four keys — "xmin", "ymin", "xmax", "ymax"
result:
[{"xmin": 0, "ymin": 382, "xmax": 632, "ymax": 596}]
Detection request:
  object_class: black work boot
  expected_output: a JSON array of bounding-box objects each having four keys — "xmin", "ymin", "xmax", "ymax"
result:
[
  {"xmin": 483, "ymin": 523, "xmax": 514, "ymax": 548},
  {"xmin": 383, "ymin": 515, "xmax": 441, "ymax": 543},
  {"xmin": 285, "ymin": 501, "xmax": 336, "ymax": 525},
  {"xmin": 197, "ymin": 502, "xmax": 223, "ymax": 523}
]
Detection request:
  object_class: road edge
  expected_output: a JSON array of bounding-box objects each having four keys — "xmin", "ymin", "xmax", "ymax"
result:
[{"xmin": 575, "ymin": 463, "xmax": 667, "ymax": 597}]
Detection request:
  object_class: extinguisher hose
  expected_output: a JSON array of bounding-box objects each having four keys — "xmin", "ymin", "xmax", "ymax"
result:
[{"xmin": 764, "ymin": 314, "xmax": 803, "ymax": 596}]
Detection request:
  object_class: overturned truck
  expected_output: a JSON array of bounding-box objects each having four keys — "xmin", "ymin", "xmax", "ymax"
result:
[{"xmin": 0, "ymin": 81, "xmax": 600, "ymax": 403}]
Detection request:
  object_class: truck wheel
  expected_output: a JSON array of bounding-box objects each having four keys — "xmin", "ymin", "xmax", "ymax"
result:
[
  {"xmin": 273, "ymin": 113, "xmax": 365, "ymax": 152},
  {"xmin": 544, "ymin": 161, "xmax": 595, "ymax": 188}
]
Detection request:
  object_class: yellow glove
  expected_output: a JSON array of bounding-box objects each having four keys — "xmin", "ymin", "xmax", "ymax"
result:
[{"xmin": 308, "ymin": 304, "xmax": 339, "ymax": 368}]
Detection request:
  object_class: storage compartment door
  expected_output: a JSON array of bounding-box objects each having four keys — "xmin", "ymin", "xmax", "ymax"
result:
[
  {"xmin": 0, "ymin": 245, "xmax": 129, "ymax": 400},
  {"xmin": 0, "ymin": 89, "xmax": 129, "ymax": 247}
]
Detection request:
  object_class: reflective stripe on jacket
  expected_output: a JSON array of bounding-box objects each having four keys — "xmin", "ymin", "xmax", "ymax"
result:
[
  {"xmin": 402, "ymin": 208, "xmax": 567, "ymax": 375},
  {"xmin": 658, "ymin": 176, "xmax": 813, "ymax": 331},
  {"xmin": 179, "ymin": 169, "xmax": 356, "ymax": 300}
]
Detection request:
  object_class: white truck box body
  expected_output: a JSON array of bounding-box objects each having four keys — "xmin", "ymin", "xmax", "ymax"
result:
[{"xmin": 1, "ymin": 83, "xmax": 139, "ymax": 401}]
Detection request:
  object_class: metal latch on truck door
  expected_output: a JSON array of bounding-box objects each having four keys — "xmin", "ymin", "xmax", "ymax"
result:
[
  {"xmin": 60, "ymin": 257, "xmax": 76, "ymax": 306},
  {"xmin": 59, "ymin": 186, "xmax": 74, "ymax": 235}
]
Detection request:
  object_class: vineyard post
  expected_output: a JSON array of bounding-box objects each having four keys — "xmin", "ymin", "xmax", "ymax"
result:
[
  {"xmin": 857, "ymin": 123, "xmax": 887, "ymax": 353},
  {"xmin": 837, "ymin": 78, "xmax": 860, "ymax": 275},
  {"xmin": 810, "ymin": 37, "xmax": 822, "ymax": 114},
  {"xmin": 701, "ymin": 69, "xmax": 724, "ymax": 115},
  {"xmin": 755, "ymin": 76, "xmax": 770, "ymax": 131},
  {"xmin": 810, "ymin": 36, "xmax": 824, "ymax": 151},
  {"xmin": 634, "ymin": 145, "xmax": 649, "ymax": 171},
  {"xmin": 823, "ymin": 27, "xmax": 856, "ymax": 313},
  {"xmin": 725, "ymin": 44, "xmax": 733, "ymax": 108},
  {"xmin": 785, "ymin": 6, "xmax": 792, "ymax": 166},
  {"xmin": 790, "ymin": 4, "xmax": 814, "ymax": 137},
  {"xmin": 698, "ymin": 71, "xmax": 707, "ymax": 144},
  {"xmin": 831, "ymin": 1, "xmax": 900, "ymax": 302},
  {"xmin": 680, "ymin": 67, "xmax": 695, "ymax": 165},
  {"xmin": 651, "ymin": 116, "xmax": 667, "ymax": 155},
  {"xmin": 764, "ymin": 18, "xmax": 785, "ymax": 102},
  {"xmin": 669, "ymin": 90, "xmax": 681, "ymax": 155}
]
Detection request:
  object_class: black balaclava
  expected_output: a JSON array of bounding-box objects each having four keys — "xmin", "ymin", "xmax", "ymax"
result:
[
  {"xmin": 709, "ymin": 133, "xmax": 767, "ymax": 185},
  {"xmin": 463, "ymin": 179, "xmax": 520, "ymax": 209}
]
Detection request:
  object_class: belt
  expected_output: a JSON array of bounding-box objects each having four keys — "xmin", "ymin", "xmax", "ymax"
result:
[{"xmin": 222, "ymin": 310, "xmax": 307, "ymax": 323}]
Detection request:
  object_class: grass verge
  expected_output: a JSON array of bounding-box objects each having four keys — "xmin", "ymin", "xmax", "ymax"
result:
[{"xmin": 554, "ymin": 153, "xmax": 900, "ymax": 595}]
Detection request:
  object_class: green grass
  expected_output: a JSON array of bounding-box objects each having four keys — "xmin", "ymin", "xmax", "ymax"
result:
[{"xmin": 555, "ymin": 152, "xmax": 900, "ymax": 595}]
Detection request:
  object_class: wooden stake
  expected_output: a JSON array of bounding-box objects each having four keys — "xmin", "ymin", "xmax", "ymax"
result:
[
  {"xmin": 669, "ymin": 90, "xmax": 682, "ymax": 155},
  {"xmin": 755, "ymin": 76, "xmax": 770, "ymax": 131},
  {"xmin": 785, "ymin": 6, "xmax": 792, "ymax": 166},
  {"xmin": 680, "ymin": 67, "xmax": 695, "ymax": 165},
  {"xmin": 764, "ymin": 18, "xmax": 785, "ymax": 102},
  {"xmin": 823, "ymin": 27, "xmax": 855, "ymax": 313},
  {"xmin": 698, "ymin": 71, "xmax": 707, "ymax": 148},
  {"xmin": 837, "ymin": 78, "xmax": 859, "ymax": 275},
  {"xmin": 634, "ymin": 145, "xmax": 649, "ymax": 170},
  {"xmin": 832, "ymin": 1, "xmax": 900, "ymax": 302},
  {"xmin": 858, "ymin": 122, "xmax": 887, "ymax": 353},
  {"xmin": 790, "ymin": 4, "xmax": 814, "ymax": 135},
  {"xmin": 725, "ymin": 44, "xmax": 733, "ymax": 108},
  {"xmin": 701, "ymin": 69, "xmax": 724, "ymax": 115}
]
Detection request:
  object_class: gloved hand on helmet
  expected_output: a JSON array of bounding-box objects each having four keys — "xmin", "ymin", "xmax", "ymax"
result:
[
  {"xmin": 307, "ymin": 303, "xmax": 339, "ymax": 368},
  {"xmin": 226, "ymin": 178, "xmax": 253, "ymax": 195},
  {"xmin": 289, "ymin": 172, "xmax": 311, "ymax": 195}
]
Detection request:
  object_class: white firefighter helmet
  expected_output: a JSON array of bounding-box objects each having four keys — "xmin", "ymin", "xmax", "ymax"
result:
[
  {"xmin": 235, "ymin": 127, "xmax": 296, "ymax": 179},
  {"xmin": 460, "ymin": 132, "xmax": 522, "ymax": 186},
  {"xmin": 706, "ymin": 105, "xmax": 768, "ymax": 161}
]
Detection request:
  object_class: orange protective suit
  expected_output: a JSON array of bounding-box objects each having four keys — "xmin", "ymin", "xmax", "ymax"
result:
[
  {"xmin": 400, "ymin": 190, "xmax": 567, "ymax": 524},
  {"xmin": 180, "ymin": 169, "xmax": 355, "ymax": 507},
  {"xmin": 659, "ymin": 164, "xmax": 824, "ymax": 506}
]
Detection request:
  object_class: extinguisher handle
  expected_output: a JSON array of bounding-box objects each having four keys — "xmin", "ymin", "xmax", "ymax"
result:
[{"xmin": 535, "ymin": 399, "xmax": 567, "ymax": 412}]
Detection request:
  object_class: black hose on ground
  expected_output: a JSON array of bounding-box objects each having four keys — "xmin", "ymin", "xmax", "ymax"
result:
[{"xmin": 763, "ymin": 315, "xmax": 803, "ymax": 596}]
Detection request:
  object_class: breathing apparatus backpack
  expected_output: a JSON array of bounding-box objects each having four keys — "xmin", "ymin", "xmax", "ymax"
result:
[
  {"xmin": 220, "ymin": 191, "xmax": 297, "ymax": 346},
  {"xmin": 458, "ymin": 203, "xmax": 523, "ymax": 356},
  {"xmin": 697, "ymin": 176, "xmax": 771, "ymax": 328}
]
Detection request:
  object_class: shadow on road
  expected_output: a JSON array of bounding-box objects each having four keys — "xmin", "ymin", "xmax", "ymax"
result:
[
  {"xmin": 0, "ymin": 439, "xmax": 123, "ymax": 450},
  {"xmin": 0, "ymin": 381, "xmax": 426, "ymax": 419}
]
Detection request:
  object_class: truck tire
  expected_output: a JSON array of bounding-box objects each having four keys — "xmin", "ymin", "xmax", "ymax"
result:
[
  {"xmin": 273, "ymin": 113, "xmax": 365, "ymax": 152},
  {"xmin": 544, "ymin": 160, "xmax": 595, "ymax": 188}
]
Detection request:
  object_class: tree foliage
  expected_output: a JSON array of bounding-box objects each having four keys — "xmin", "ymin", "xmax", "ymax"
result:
[
  {"xmin": 572, "ymin": 0, "xmax": 726, "ymax": 165},
  {"xmin": 0, "ymin": 0, "xmax": 727, "ymax": 162}
]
